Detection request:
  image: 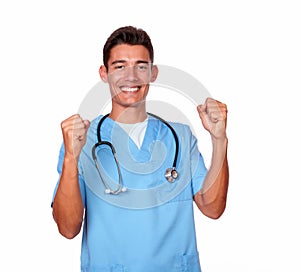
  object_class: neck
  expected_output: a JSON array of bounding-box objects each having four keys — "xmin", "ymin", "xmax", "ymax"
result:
[{"xmin": 109, "ymin": 103, "xmax": 147, "ymax": 124}]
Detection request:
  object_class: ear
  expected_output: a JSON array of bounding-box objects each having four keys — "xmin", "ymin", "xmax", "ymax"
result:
[
  {"xmin": 150, "ymin": 65, "xmax": 159, "ymax": 82},
  {"xmin": 99, "ymin": 65, "xmax": 108, "ymax": 83}
]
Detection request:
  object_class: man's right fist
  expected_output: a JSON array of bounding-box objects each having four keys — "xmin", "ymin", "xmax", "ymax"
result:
[{"xmin": 61, "ymin": 114, "xmax": 90, "ymax": 160}]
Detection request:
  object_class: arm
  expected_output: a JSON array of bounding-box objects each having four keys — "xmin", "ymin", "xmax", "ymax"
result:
[
  {"xmin": 52, "ymin": 114, "xmax": 90, "ymax": 239},
  {"xmin": 194, "ymin": 98, "xmax": 229, "ymax": 219}
]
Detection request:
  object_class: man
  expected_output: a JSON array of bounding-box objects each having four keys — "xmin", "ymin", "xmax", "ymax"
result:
[{"xmin": 52, "ymin": 26, "xmax": 229, "ymax": 272}]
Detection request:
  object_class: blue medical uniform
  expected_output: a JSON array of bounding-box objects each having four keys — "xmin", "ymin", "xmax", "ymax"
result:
[{"xmin": 53, "ymin": 114, "xmax": 207, "ymax": 272}]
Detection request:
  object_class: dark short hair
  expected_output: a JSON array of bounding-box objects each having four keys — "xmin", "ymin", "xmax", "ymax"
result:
[{"xmin": 103, "ymin": 26, "xmax": 154, "ymax": 68}]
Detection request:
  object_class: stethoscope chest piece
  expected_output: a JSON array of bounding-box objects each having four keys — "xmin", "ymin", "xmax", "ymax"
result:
[{"xmin": 165, "ymin": 167, "xmax": 178, "ymax": 183}]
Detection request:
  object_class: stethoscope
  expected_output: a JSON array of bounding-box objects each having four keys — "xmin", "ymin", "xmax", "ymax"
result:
[{"xmin": 92, "ymin": 113, "xmax": 179, "ymax": 195}]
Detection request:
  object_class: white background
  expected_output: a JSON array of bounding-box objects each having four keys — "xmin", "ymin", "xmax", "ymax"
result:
[{"xmin": 1, "ymin": 0, "xmax": 299, "ymax": 271}]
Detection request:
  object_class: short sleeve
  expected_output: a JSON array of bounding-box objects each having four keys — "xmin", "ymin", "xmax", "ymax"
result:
[
  {"xmin": 190, "ymin": 133, "xmax": 207, "ymax": 195},
  {"xmin": 51, "ymin": 143, "xmax": 86, "ymax": 208}
]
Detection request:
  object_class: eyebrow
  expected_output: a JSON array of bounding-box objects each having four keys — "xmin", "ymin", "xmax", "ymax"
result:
[{"xmin": 110, "ymin": 60, "xmax": 150, "ymax": 65}]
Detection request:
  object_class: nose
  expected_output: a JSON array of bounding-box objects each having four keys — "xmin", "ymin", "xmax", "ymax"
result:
[{"xmin": 124, "ymin": 66, "xmax": 138, "ymax": 81}]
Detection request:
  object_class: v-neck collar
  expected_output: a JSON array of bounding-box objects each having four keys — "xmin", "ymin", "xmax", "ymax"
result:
[
  {"xmin": 116, "ymin": 119, "xmax": 148, "ymax": 150},
  {"xmin": 99, "ymin": 114, "xmax": 159, "ymax": 155}
]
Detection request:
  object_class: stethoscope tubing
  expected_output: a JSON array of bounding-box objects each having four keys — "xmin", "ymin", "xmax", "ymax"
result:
[
  {"xmin": 92, "ymin": 113, "xmax": 179, "ymax": 194},
  {"xmin": 146, "ymin": 113, "xmax": 179, "ymax": 168}
]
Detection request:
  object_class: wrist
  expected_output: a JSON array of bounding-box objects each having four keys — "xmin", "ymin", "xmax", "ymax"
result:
[
  {"xmin": 64, "ymin": 150, "xmax": 80, "ymax": 163},
  {"xmin": 211, "ymin": 134, "xmax": 228, "ymax": 146},
  {"xmin": 63, "ymin": 153, "xmax": 79, "ymax": 173}
]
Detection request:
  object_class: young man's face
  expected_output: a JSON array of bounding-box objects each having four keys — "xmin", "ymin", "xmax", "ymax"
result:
[{"xmin": 100, "ymin": 44, "xmax": 158, "ymax": 109}]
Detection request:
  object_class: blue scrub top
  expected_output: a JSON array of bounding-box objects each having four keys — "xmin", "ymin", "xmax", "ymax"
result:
[{"xmin": 53, "ymin": 114, "xmax": 207, "ymax": 272}]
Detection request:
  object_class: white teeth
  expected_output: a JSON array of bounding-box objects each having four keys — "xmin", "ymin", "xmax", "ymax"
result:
[{"xmin": 121, "ymin": 87, "xmax": 139, "ymax": 92}]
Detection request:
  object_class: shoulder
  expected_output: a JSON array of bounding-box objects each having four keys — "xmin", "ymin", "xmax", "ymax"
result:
[
  {"xmin": 167, "ymin": 121, "xmax": 199, "ymax": 149},
  {"xmin": 83, "ymin": 115, "xmax": 104, "ymax": 143},
  {"xmin": 89, "ymin": 115, "xmax": 103, "ymax": 130},
  {"xmin": 86, "ymin": 115, "xmax": 106, "ymax": 135},
  {"xmin": 169, "ymin": 121, "xmax": 193, "ymax": 136},
  {"xmin": 162, "ymin": 119, "xmax": 195, "ymax": 145},
  {"xmin": 148, "ymin": 114, "xmax": 192, "ymax": 133}
]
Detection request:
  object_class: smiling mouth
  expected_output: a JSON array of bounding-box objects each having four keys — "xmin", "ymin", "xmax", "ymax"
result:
[{"xmin": 120, "ymin": 86, "xmax": 141, "ymax": 93}]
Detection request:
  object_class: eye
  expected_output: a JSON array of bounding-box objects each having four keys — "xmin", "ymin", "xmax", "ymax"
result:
[
  {"xmin": 115, "ymin": 65, "xmax": 125, "ymax": 70},
  {"xmin": 137, "ymin": 64, "xmax": 149, "ymax": 71}
]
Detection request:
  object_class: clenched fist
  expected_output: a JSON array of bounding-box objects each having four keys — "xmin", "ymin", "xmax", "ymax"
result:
[
  {"xmin": 61, "ymin": 114, "xmax": 90, "ymax": 161},
  {"xmin": 197, "ymin": 98, "xmax": 228, "ymax": 140}
]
